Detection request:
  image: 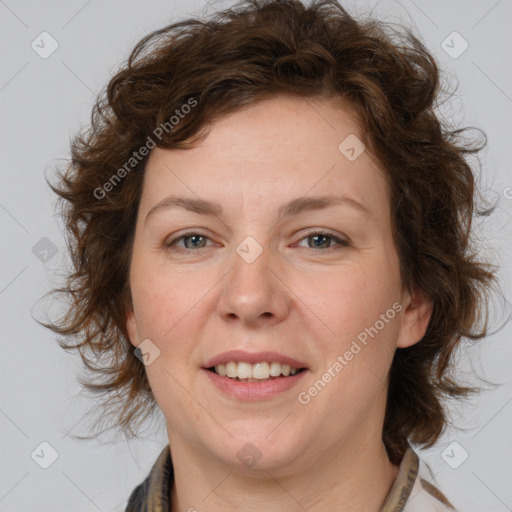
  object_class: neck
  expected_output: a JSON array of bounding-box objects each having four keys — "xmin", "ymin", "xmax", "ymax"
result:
[{"xmin": 169, "ymin": 435, "xmax": 399, "ymax": 512}]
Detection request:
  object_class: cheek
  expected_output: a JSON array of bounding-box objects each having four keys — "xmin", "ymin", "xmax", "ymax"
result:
[
  {"xmin": 305, "ymin": 266, "xmax": 401, "ymax": 407},
  {"xmin": 306, "ymin": 263, "xmax": 400, "ymax": 339},
  {"xmin": 130, "ymin": 256, "xmax": 201, "ymax": 336},
  {"xmin": 130, "ymin": 278, "xmax": 170, "ymax": 338},
  {"xmin": 301, "ymin": 257, "xmax": 402, "ymax": 394}
]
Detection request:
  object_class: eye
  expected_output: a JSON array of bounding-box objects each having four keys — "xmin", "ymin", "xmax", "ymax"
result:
[
  {"xmin": 164, "ymin": 230, "xmax": 350, "ymax": 252},
  {"xmin": 297, "ymin": 231, "xmax": 349, "ymax": 250},
  {"xmin": 165, "ymin": 231, "xmax": 213, "ymax": 250}
]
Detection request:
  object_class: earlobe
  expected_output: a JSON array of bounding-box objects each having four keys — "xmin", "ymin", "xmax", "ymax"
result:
[
  {"xmin": 126, "ymin": 309, "xmax": 140, "ymax": 348},
  {"xmin": 395, "ymin": 288, "xmax": 433, "ymax": 349}
]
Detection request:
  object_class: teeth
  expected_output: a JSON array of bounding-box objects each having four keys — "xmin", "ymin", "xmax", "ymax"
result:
[
  {"xmin": 253, "ymin": 362, "xmax": 270, "ymax": 379},
  {"xmin": 269, "ymin": 361, "xmax": 282, "ymax": 377},
  {"xmin": 225, "ymin": 361, "xmax": 237, "ymax": 378},
  {"xmin": 213, "ymin": 361, "xmax": 302, "ymax": 380},
  {"xmin": 237, "ymin": 362, "xmax": 253, "ymax": 379}
]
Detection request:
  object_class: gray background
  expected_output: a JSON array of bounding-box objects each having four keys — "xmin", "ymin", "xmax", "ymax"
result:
[{"xmin": 1, "ymin": 0, "xmax": 511, "ymax": 510}]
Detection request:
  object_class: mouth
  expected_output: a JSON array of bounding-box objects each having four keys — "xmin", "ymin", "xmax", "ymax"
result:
[
  {"xmin": 202, "ymin": 351, "xmax": 309, "ymax": 399},
  {"xmin": 206, "ymin": 361, "xmax": 307, "ymax": 383}
]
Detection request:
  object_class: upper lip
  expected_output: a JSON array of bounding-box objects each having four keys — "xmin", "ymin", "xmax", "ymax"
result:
[{"xmin": 203, "ymin": 350, "xmax": 308, "ymax": 369}]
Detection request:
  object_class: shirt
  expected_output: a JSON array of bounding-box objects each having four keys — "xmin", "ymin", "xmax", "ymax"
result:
[{"xmin": 125, "ymin": 443, "xmax": 456, "ymax": 511}]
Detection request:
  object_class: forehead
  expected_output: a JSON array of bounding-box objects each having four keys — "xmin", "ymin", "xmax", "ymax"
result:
[{"xmin": 140, "ymin": 95, "xmax": 389, "ymax": 220}]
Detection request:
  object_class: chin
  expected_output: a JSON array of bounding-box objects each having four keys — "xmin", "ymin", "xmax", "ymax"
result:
[{"xmin": 213, "ymin": 428, "xmax": 308, "ymax": 473}]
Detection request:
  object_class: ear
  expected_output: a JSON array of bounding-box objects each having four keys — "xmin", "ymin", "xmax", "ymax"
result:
[
  {"xmin": 395, "ymin": 287, "xmax": 433, "ymax": 349},
  {"xmin": 126, "ymin": 309, "xmax": 140, "ymax": 348}
]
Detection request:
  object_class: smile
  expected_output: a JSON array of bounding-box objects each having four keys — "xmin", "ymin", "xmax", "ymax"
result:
[{"xmin": 209, "ymin": 361, "xmax": 305, "ymax": 381}]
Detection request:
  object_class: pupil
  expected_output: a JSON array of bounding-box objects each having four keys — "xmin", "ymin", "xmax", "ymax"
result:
[
  {"xmin": 186, "ymin": 235, "xmax": 204, "ymax": 248},
  {"xmin": 312, "ymin": 235, "xmax": 329, "ymax": 248}
]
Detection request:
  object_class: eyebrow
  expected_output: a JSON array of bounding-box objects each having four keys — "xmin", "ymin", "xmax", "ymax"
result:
[{"xmin": 145, "ymin": 194, "xmax": 370, "ymax": 224}]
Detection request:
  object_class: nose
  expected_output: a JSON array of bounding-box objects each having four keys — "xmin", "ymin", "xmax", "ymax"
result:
[{"xmin": 217, "ymin": 242, "xmax": 290, "ymax": 327}]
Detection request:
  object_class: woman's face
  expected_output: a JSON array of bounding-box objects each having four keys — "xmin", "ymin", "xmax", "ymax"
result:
[{"xmin": 126, "ymin": 95, "xmax": 431, "ymax": 473}]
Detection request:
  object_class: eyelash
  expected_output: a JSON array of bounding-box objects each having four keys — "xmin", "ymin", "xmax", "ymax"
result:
[{"xmin": 165, "ymin": 230, "xmax": 350, "ymax": 252}]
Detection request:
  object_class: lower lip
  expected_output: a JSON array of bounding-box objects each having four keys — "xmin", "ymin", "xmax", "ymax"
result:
[{"xmin": 203, "ymin": 368, "xmax": 308, "ymax": 400}]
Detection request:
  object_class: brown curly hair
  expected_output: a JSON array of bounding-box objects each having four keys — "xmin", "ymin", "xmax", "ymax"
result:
[{"xmin": 47, "ymin": 0, "xmax": 496, "ymax": 464}]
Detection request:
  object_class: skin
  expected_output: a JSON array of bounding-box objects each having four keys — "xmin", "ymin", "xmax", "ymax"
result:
[{"xmin": 126, "ymin": 94, "xmax": 432, "ymax": 511}]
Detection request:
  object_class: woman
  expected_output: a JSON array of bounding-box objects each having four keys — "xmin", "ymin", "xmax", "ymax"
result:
[{"xmin": 48, "ymin": 0, "xmax": 495, "ymax": 510}]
